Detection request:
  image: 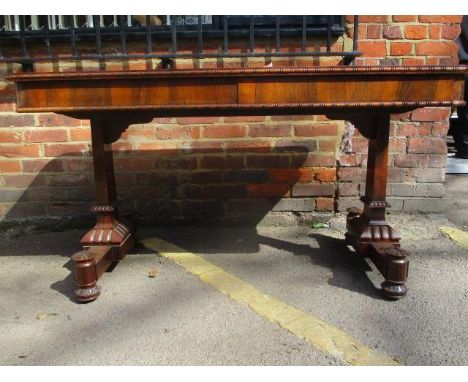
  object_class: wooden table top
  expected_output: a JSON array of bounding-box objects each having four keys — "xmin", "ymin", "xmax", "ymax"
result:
[{"xmin": 7, "ymin": 65, "xmax": 467, "ymax": 116}]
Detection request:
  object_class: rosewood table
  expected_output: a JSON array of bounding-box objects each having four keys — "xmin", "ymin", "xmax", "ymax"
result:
[{"xmin": 7, "ymin": 65, "xmax": 467, "ymax": 302}]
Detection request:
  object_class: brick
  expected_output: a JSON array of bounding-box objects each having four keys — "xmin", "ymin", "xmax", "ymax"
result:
[
  {"xmin": 414, "ymin": 183, "xmax": 445, "ymax": 197},
  {"xmin": 226, "ymin": 140, "xmax": 270, "ymax": 153},
  {"xmin": 314, "ymin": 168, "xmax": 337, "ymax": 182},
  {"xmin": 135, "ymin": 142, "xmax": 179, "ymax": 156},
  {"xmin": 247, "ymin": 155, "xmax": 290, "ymax": 168},
  {"xmin": 37, "ymin": 114, "xmax": 80, "ymax": 127},
  {"xmin": 441, "ymin": 25, "xmax": 462, "ymax": 40},
  {"xmin": 0, "ymin": 160, "xmax": 21, "ymax": 172},
  {"xmin": 44, "ymin": 143, "xmax": 90, "ymax": 157},
  {"xmin": 390, "ymin": 112, "xmax": 412, "ymax": 122},
  {"xmin": 0, "ymin": 144, "xmax": 40, "ymax": 158},
  {"xmin": 0, "ymin": 202, "xmax": 10, "ymax": 216},
  {"xmin": 25, "ymin": 129, "xmax": 68, "ymax": 143},
  {"xmin": 22, "ymin": 159, "xmax": 64, "ymax": 173},
  {"xmin": 155, "ymin": 126, "xmax": 199, "ymax": 140},
  {"xmin": 408, "ymin": 138, "xmax": 447, "ymax": 154},
  {"xmin": 358, "ymin": 16, "xmax": 388, "ymax": 23},
  {"xmin": 379, "ymin": 58, "xmax": 399, "ymax": 66},
  {"xmin": 0, "ymin": 188, "xmax": 24, "ymax": 202},
  {"xmin": 249, "ymin": 124, "xmax": 291, "ymax": 137},
  {"xmin": 383, "ymin": 26, "xmax": 402, "ymax": 39},
  {"xmin": 203, "ymin": 185, "xmax": 246, "ymax": 199},
  {"xmin": 390, "ymin": 183, "xmax": 414, "ymax": 197},
  {"xmin": 246, "ymin": 184, "xmax": 290, "ymax": 198},
  {"xmin": 428, "ymin": 155, "xmax": 447, "ymax": 168},
  {"xmin": 338, "ymin": 154, "xmax": 362, "ymax": 167},
  {"xmin": 402, "ymin": 58, "xmax": 426, "ymax": 66},
  {"xmin": 301, "ymin": 154, "xmax": 336, "ymax": 167},
  {"xmin": 120, "ymin": 126, "xmax": 153, "ymax": 141},
  {"xmin": 388, "ymin": 168, "xmax": 406, "ymax": 183},
  {"xmin": 318, "ymin": 139, "xmax": 336, "ymax": 152},
  {"xmin": 428, "ymin": 122, "xmax": 448, "ymax": 137},
  {"xmin": 0, "ymin": 130, "xmax": 22, "ymax": 143},
  {"xmin": 114, "ymin": 157, "xmax": 153, "ymax": 171},
  {"xmin": 429, "ymin": 25, "xmax": 441, "ymax": 39},
  {"xmin": 48, "ymin": 174, "xmax": 91, "ymax": 187},
  {"xmin": 366, "ymin": 25, "xmax": 382, "ymax": 39},
  {"xmin": 390, "ymin": 42, "xmax": 412, "ymax": 56},
  {"xmin": 70, "ymin": 127, "xmax": 92, "ymax": 141},
  {"xmin": 336, "ymin": 197, "xmax": 361, "ymax": 212},
  {"xmin": 154, "ymin": 157, "xmax": 197, "ymax": 171},
  {"xmin": 274, "ymin": 140, "xmax": 317, "ymax": 153},
  {"xmin": 268, "ymin": 168, "xmax": 314, "ymax": 183},
  {"xmin": 316, "ymin": 197, "xmax": 334, "ymax": 212},
  {"xmin": 0, "ymin": 83, "xmax": 16, "ymax": 103},
  {"xmin": 415, "ymin": 41, "xmax": 458, "ymax": 57},
  {"xmin": 271, "ymin": 115, "xmax": 314, "ymax": 121},
  {"xmin": 418, "ymin": 16, "xmax": 462, "ymax": 23},
  {"xmin": 0, "ymin": 114, "xmax": 35, "ymax": 127},
  {"xmin": 200, "ymin": 155, "xmax": 244, "ymax": 169},
  {"xmin": 203, "ymin": 125, "xmax": 246, "ymax": 139},
  {"xmin": 223, "ymin": 116, "xmax": 266, "ymax": 123},
  {"xmin": 404, "ymin": 25, "xmax": 427, "ymax": 39},
  {"xmin": 347, "ymin": 24, "xmax": 367, "ymax": 40},
  {"xmin": 358, "ymin": 41, "xmax": 387, "ymax": 57},
  {"xmin": 413, "ymin": 168, "xmax": 444, "ymax": 183},
  {"xmin": 65, "ymin": 158, "xmax": 93, "ymax": 172},
  {"xmin": 439, "ymin": 57, "xmax": 459, "ymax": 65},
  {"xmin": 411, "ymin": 108, "xmax": 450, "ymax": 122},
  {"xmin": 292, "ymin": 183, "xmax": 335, "ymax": 197},
  {"xmin": 389, "ymin": 138, "xmax": 407, "ymax": 153},
  {"xmin": 392, "ymin": 16, "xmax": 417, "ymax": 22},
  {"xmin": 189, "ymin": 141, "xmax": 224, "ymax": 153},
  {"xmin": 337, "ymin": 167, "xmax": 367, "ymax": 182},
  {"xmin": 3, "ymin": 174, "xmax": 44, "ymax": 187},
  {"xmin": 191, "ymin": 171, "xmax": 223, "ymax": 184},
  {"xmin": 151, "ymin": 117, "xmax": 173, "ymax": 124},
  {"xmin": 177, "ymin": 117, "xmax": 219, "ymax": 125},
  {"xmin": 272, "ymin": 198, "xmax": 314, "ymax": 212},
  {"xmin": 294, "ymin": 124, "xmax": 338, "ymax": 137},
  {"xmin": 338, "ymin": 183, "xmax": 359, "ymax": 196},
  {"xmin": 394, "ymin": 154, "xmax": 430, "ymax": 168},
  {"xmin": 223, "ymin": 169, "xmax": 267, "ymax": 183}
]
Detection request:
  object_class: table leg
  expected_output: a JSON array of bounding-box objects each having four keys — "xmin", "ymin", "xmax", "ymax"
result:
[
  {"xmin": 72, "ymin": 118, "xmax": 134, "ymax": 302},
  {"xmin": 345, "ymin": 114, "xmax": 409, "ymax": 299}
]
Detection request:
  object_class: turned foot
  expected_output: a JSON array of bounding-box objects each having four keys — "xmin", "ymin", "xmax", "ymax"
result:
[
  {"xmin": 71, "ymin": 250, "xmax": 102, "ymax": 302},
  {"xmin": 381, "ymin": 281, "xmax": 407, "ymax": 300},
  {"xmin": 75, "ymin": 284, "xmax": 101, "ymax": 302}
]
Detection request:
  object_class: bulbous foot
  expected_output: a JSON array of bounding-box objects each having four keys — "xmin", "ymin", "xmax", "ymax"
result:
[
  {"xmin": 381, "ymin": 281, "xmax": 407, "ymax": 300},
  {"xmin": 74, "ymin": 284, "xmax": 101, "ymax": 302}
]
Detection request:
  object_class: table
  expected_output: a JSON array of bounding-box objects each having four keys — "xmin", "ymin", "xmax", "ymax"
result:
[{"xmin": 7, "ymin": 65, "xmax": 467, "ymax": 302}]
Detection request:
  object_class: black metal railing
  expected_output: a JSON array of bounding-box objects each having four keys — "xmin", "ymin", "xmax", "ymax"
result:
[{"xmin": 0, "ymin": 15, "xmax": 361, "ymax": 70}]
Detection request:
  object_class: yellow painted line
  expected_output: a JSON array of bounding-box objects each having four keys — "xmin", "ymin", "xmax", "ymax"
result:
[
  {"xmin": 141, "ymin": 237, "xmax": 400, "ymax": 366},
  {"xmin": 440, "ymin": 226, "xmax": 468, "ymax": 249}
]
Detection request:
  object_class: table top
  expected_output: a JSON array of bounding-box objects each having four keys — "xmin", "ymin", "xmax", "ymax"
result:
[{"xmin": 7, "ymin": 65, "xmax": 468, "ymax": 117}]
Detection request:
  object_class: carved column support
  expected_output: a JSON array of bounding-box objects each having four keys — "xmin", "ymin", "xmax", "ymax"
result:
[
  {"xmin": 342, "ymin": 114, "xmax": 409, "ymax": 299},
  {"xmin": 72, "ymin": 117, "xmax": 140, "ymax": 302}
]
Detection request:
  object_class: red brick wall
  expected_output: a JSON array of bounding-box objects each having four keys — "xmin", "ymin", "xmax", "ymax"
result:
[
  {"xmin": 338, "ymin": 15, "xmax": 461, "ymax": 213},
  {"xmin": 0, "ymin": 15, "xmax": 463, "ymax": 228}
]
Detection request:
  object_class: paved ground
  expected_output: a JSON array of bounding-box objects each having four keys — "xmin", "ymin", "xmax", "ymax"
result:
[{"xmin": 0, "ymin": 174, "xmax": 467, "ymax": 365}]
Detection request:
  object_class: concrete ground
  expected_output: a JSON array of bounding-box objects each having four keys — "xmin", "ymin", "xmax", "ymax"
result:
[{"xmin": 0, "ymin": 176, "xmax": 467, "ymax": 365}]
